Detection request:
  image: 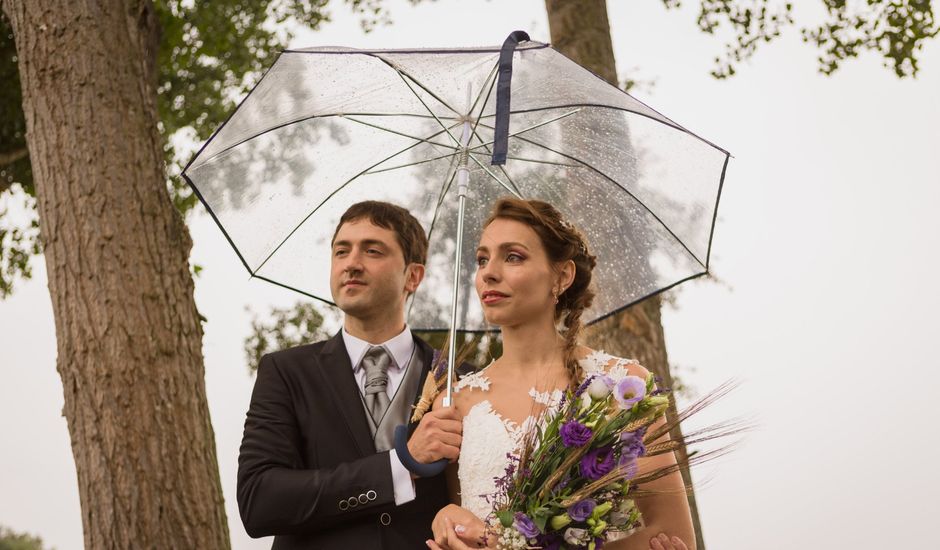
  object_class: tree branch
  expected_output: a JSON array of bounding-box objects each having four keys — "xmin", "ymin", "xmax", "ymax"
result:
[{"xmin": 0, "ymin": 146, "xmax": 28, "ymax": 167}]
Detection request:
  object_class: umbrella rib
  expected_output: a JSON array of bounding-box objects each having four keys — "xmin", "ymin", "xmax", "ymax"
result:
[
  {"xmin": 344, "ymin": 115, "xmax": 460, "ymax": 149},
  {"xmin": 467, "ymin": 108, "xmax": 582, "ymax": 152},
  {"xmin": 486, "ymin": 129, "xmax": 707, "ymax": 269},
  {"xmin": 466, "ymin": 136, "xmax": 524, "ymax": 197},
  {"xmin": 364, "ymin": 150, "xmax": 461, "ymax": 175},
  {"xmin": 190, "ymin": 111, "xmax": 460, "ymax": 167},
  {"xmin": 465, "ymin": 153, "xmax": 523, "ymax": 199},
  {"xmin": 426, "ymin": 154, "xmax": 462, "ymax": 246},
  {"xmin": 462, "ymin": 64, "xmax": 527, "ymax": 197},
  {"xmin": 408, "ymin": 159, "xmax": 461, "ymax": 321},
  {"xmin": 372, "ymin": 56, "xmax": 464, "ymax": 147},
  {"xmin": 490, "ymin": 154, "xmax": 580, "ymax": 168},
  {"xmin": 251, "ymin": 135, "xmax": 450, "ymax": 276},
  {"xmin": 469, "ymin": 61, "xmax": 500, "ymax": 139}
]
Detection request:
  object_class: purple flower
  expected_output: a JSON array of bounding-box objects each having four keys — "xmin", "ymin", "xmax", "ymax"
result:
[
  {"xmin": 619, "ymin": 455, "xmax": 638, "ymax": 479},
  {"xmin": 613, "ymin": 376, "xmax": 646, "ymax": 408},
  {"xmin": 513, "ymin": 512, "xmax": 540, "ymax": 539},
  {"xmin": 567, "ymin": 499, "xmax": 597, "ymax": 522},
  {"xmin": 620, "ymin": 428, "xmax": 647, "ymax": 458},
  {"xmin": 536, "ymin": 533, "xmax": 563, "ymax": 550},
  {"xmin": 580, "ymin": 445, "xmax": 615, "ymax": 480},
  {"xmin": 560, "ymin": 420, "xmax": 593, "ymax": 448},
  {"xmin": 430, "ymin": 350, "xmax": 447, "ymax": 379}
]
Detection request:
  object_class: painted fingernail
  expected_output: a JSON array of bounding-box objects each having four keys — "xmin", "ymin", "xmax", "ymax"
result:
[
  {"xmin": 426, "ymin": 540, "xmax": 433, "ymax": 547},
  {"xmin": 660, "ymin": 533, "xmax": 670, "ymax": 540},
  {"xmin": 455, "ymin": 524, "xmax": 467, "ymax": 534}
]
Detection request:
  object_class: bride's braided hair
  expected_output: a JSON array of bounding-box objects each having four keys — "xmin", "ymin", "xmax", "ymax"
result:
[{"xmin": 484, "ymin": 198, "xmax": 597, "ymax": 389}]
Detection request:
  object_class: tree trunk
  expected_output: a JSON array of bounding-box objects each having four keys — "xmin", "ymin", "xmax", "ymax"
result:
[
  {"xmin": 1, "ymin": 1, "xmax": 230, "ymax": 548},
  {"xmin": 544, "ymin": 1, "xmax": 706, "ymax": 548}
]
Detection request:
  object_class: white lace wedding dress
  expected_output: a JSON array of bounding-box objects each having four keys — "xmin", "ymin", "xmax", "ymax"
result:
[{"xmin": 454, "ymin": 350, "xmax": 642, "ymax": 521}]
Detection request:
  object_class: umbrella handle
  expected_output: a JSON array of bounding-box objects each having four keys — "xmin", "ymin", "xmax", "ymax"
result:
[{"xmin": 393, "ymin": 424, "xmax": 448, "ymax": 477}]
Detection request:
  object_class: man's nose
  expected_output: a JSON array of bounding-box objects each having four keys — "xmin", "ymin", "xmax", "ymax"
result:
[{"xmin": 341, "ymin": 251, "xmax": 364, "ymax": 273}]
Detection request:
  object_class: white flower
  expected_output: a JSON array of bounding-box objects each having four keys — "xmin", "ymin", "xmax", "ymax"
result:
[
  {"xmin": 564, "ymin": 527, "xmax": 591, "ymax": 546},
  {"xmin": 587, "ymin": 375, "xmax": 613, "ymax": 400}
]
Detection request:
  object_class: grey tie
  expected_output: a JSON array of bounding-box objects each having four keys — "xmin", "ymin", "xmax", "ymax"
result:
[{"xmin": 362, "ymin": 346, "xmax": 392, "ymax": 425}]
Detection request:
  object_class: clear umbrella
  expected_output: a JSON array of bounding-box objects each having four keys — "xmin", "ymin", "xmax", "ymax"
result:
[{"xmin": 183, "ymin": 32, "xmax": 729, "ymax": 468}]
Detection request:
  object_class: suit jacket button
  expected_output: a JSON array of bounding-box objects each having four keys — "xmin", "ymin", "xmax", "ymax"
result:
[
  {"xmin": 366, "ymin": 490, "xmax": 377, "ymax": 501},
  {"xmin": 339, "ymin": 499, "xmax": 349, "ymax": 511},
  {"xmin": 380, "ymin": 512, "xmax": 392, "ymax": 526},
  {"xmin": 347, "ymin": 496, "xmax": 359, "ymax": 508},
  {"xmin": 358, "ymin": 493, "xmax": 369, "ymax": 505}
]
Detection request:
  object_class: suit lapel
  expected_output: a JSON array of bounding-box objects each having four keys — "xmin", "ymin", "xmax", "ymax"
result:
[{"xmin": 318, "ymin": 332, "xmax": 375, "ymax": 455}]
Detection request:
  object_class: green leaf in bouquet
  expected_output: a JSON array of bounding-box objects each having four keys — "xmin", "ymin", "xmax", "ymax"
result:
[
  {"xmin": 496, "ymin": 510, "xmax": 514, "ymax": 528},
  {"xmin": 532, "ymin": 507, "xmax": 552, "ymax": 532}
]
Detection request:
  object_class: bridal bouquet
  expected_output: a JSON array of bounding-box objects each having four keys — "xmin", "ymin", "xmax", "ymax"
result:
[{"xmin": 486, "ymin": 373, "xmax": 733, "ymax": 550}]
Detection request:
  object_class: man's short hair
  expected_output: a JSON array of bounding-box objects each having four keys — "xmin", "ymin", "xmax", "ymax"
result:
[{"xmin": 331, "ymin": 201, "xmax": 428, "ymax": 265}]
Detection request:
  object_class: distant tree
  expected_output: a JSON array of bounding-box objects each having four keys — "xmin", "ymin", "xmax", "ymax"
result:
[
  {"xmin": 0, "ymin": 526, "xmax": 47, "ymax": 550},
  {"xmin": 244, "ymin": 301, "xmax": 331, "ymax": 371}
]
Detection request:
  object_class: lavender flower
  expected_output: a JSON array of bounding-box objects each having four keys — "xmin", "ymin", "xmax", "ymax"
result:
[
  {"xmin": 560, "ymin": 420, "xmax": 593, "ymax": 448},
  {"xmin": 430, "ymin": 349, "xmax": 447, "ymax": 379},
  {"xmin": 567, "ymin": 499, "xmax": 597, "ymax": 522},
  {"xmin": 619, "ymin": 456, "xmax": 638, "ymax": 479},
  {"xmin": 580, "ymin": 445, "xmax": 615, "ymax": 480},
  {"xmin": 513, "ymin": 512, "xmax": 540, "ymax": 539},
  {"xmin": 620, "ymin": 428, "xmax": 647, "ymax": 458},
  {"xmin": 613, "ymin": 376, "xmax": 646, "ymax": 408}
]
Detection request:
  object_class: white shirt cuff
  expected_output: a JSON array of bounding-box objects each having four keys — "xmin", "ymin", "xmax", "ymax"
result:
[{"xmin": 389, "ymin": 449, "xmax": 417, "ymax": 505}]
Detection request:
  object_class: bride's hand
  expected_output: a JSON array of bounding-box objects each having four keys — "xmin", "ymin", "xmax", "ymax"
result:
[
  {"xmin": 430, "ymin": 504, "xmax": 491, "ymax": 549},
  {"xmin": 649, "ymin": 532, "xmax": 690, "ymax": 550}
]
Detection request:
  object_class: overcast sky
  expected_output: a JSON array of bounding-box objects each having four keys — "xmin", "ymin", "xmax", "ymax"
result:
[{"xmin": 2, "ymin": 1, "xmax": 939, "ymax": 549}]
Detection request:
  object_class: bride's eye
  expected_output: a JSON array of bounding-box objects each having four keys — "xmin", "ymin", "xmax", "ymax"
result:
[
  {"xmin": 476, "ymin": 256, "xmax": 488, "ymax": 267},
  {"xmin": 506, "ymin": 252, "xmax": 524, "ymax": 263}
]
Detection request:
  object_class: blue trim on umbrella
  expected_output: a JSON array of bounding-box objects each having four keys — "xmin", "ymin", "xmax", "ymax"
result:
[{"xmin": 491, "ymin": 30, "xmax": 530, "ymax": 165}]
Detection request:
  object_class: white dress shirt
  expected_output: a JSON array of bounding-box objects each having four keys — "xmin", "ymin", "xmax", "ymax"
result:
[{"xmin": 342, "ymin": 326, "xmax": 417, "ymax": 505}]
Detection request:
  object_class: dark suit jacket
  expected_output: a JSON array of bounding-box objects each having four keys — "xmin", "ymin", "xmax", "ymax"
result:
[{"xmin": 237, "ymin": 331, "xmax": 458, "ymax": 549}]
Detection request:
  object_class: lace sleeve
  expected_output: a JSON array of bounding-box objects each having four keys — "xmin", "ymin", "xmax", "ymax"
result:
[
  {"xmin": 453, "ymin": 371, "xmax": 491, "ymax": 393},
  {"xmin": 579, "ymin": 350, "xmax": 642, "ymax": 382}
]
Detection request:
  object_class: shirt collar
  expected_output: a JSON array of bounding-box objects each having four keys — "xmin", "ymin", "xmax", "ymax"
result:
[{"xmin": 343, "ymin": 325, "xmax": 415, "ymax": 371}]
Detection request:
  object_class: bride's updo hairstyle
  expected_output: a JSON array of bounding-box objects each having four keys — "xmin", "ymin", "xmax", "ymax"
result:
[{"xmin": 483, "ymin": 198, "xmax": 597, "ymax": 388}]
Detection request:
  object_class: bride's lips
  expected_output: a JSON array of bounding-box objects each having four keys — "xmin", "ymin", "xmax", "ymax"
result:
[{"xmin": 481, "ymin": 290, "xmax": 508, "ymax": 305}]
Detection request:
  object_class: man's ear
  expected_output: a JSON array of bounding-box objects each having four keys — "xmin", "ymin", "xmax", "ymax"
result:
[{"xmin": 404, "ymin": 263, "xmax": 426, "ymax": 294}]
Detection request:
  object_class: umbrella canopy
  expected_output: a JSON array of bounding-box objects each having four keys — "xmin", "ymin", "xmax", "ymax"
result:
[{"xmin": 182, "ymin": 35, "xmax": 729, "ymax": 333}]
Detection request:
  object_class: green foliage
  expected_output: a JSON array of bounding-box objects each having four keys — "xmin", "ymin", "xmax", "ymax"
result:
[
  {"xmin": 0, "ymin": 526, "xmax": 48, "ymax": 550},
  {"xmin": 803, "ymin": 0, "xmax": 939, "ymax": 77},
  {"xmin": 245, "ymin": 301, "xmax": 330, "ymax": 372},
  {"xmin": 668, "ymin": 0, "xmax": 939, "ymax": 78},
  {"xmin": 0, "ymin": 1, "xmax": 395, "ymax": 297}
]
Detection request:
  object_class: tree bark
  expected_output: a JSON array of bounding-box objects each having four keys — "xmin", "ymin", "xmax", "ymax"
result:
[
  {"xmin": 544, "ymin": 1, "xmax": 706, "ymax": 548},
  {"xmin": 1, "ymin": 1, "xmax": 230, "ymax": 548}
]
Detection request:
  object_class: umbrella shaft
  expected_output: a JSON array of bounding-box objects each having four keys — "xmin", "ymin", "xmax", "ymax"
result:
[{"xmin": 443, "ymin": 106, "xmax": 474, "ymax": 407}]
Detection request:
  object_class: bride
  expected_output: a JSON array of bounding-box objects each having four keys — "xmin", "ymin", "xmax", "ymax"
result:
[{"xmin": 427, "ymin": 198, "xmax": 694, "ymax": 550}]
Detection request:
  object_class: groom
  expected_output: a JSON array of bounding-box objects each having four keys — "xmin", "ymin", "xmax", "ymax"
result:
[{"xmin": 237, "ymin": 201, "xmax": 465, "ymax": 549}]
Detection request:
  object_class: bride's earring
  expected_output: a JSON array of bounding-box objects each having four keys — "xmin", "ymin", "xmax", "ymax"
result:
[{"xmin": 551, "ymin": 287, "xmax": 559, "ymax": 305}]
